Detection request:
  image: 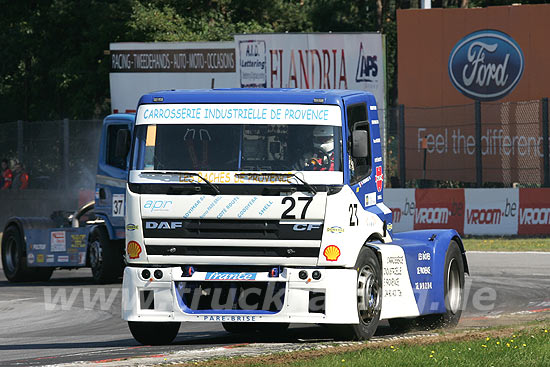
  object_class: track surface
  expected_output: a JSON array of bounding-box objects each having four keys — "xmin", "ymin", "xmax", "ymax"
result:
[{"xmin": 1, "ymin": 252, "xmax": 549, "ymax": 366}]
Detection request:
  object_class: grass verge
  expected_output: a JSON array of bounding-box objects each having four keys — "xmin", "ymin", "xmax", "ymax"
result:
[
  {"xmin": 178, "ymin": 322, "xmax": 550, "ymax": 367},
  {"xmin": 461, "ymin": 237, "xmax": 550, "ymax": 252}
]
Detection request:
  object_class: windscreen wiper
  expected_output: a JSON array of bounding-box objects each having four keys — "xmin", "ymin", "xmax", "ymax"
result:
[
  {"xmin": 141, "ymin": 171, "xmax": 221, "ymax": 195},
  {"xmin": 235, "ymin": 173, "xmax": 317, "ymax": 194}
]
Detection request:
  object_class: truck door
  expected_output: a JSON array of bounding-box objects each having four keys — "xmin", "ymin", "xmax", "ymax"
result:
[
  {"xmin": 96, "ymin": 120, "xmax": 131, "ymax": 239},
  {"xmin": 343, "ymin": 95, "xmax": 383, "ymax": 210}
]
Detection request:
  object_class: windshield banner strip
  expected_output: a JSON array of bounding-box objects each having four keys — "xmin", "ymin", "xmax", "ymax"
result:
[
  {"xmin": 136, "ymin": 104, "xmax": 342, "ymax": 126},
  {"xmin": 129, "ymin": 170, "xmax": 343, "ymax": 184}
]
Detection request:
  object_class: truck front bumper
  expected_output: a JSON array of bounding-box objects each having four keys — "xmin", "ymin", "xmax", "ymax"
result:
[{"xmin": 122, "ymin": 266, "xmax": 359, "ymax": 324}]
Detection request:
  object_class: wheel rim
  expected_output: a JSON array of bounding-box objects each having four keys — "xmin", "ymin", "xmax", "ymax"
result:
[
  {"xmin": 357, "ymin": 265, "xmax": 380, "ymax": 324},
  {"xmin": 89, "ymin": 240, "xmax": 102, "ymax": 273},
  {"xmin": 447, "ymin": 258, "xmax": 462, "ymax": 314},
  {"xmin": 4, "ymin": 236, "xmax": 18, "ymax": 273}
]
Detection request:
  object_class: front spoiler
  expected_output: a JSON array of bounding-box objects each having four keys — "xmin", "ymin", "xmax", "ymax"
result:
[{"xmin": 121, "ymin": 266, "xmax": 359, "ymax": 324}]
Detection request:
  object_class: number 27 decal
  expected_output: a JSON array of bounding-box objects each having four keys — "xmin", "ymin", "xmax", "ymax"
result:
[{"xmin": 282, "ymin": 197, "xmax": 313, "ymax": 219}]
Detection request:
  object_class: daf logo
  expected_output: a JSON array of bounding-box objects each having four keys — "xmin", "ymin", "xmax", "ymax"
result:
[
  {"xmin": 145, "ymin": 221, "xmax": 183, "ymax": 229},
  {"xmin": 292, "ymin": 223, "xmax": 321, "ymax": 231}
]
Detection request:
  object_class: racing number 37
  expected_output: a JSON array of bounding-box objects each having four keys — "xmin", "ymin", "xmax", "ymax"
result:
[{"xmin": 282, "ymin": 197, "xmax": 313, "ymax": 219}]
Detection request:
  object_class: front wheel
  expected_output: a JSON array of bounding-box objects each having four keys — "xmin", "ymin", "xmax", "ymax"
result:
[
  {"xmin": 88, "ymin": 227, "xmax": 122, "ymax": 284},
  {"xmin": 128, "ymin": 321, "xmax": 181, "ymax": 345},
  {"xmin": 331, "ymin": 247, "xmax": 381, "ymax": 340},
  {"xmin": 1, "ymin": 225, "xmax": 53, "ymax": 282}
]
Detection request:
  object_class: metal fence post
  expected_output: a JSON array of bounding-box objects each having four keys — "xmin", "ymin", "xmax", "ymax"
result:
[
  {"xmin": 543, "ymin": 97, "xmax": 549, "ymax": 187},
  {"xmin": 398, "ymin": 104, "xmax": 406, "ymax": 187},
  {"xmin": 475, "ymin": 101, "xmax": 482, "ymax": 187},
  {"xmin": 63, "ymin": 118, "xmax": 69, "ymax": 190},
  {"xmin": 17, "ymin": 120, "xmax": 23, "ymax": 164}
]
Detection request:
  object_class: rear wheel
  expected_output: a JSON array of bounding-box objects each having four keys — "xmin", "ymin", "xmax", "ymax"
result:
[
  {"xmin": 1, "ymin": 225, "xmax": 53, "ymax": 282},
  {"xmin": 128, "ymin": 321, "xmax": 181, "ymax": 345},
  {"xmin": 331, "ymin": 247, "xmax": 381, "ymax": 340},
  {"xmin": 422, "ymin": 240, "xmax": 464, "ymax": 329},
  {"xmin": 89, "ymin": 227, "xmax": 122, "ymax": 283},
  {"xmin": 389, "ymin": 240, "xmax": 464, "ymax": 332}
]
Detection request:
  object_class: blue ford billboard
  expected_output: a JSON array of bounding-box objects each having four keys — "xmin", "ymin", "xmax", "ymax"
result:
[{"xmin": 448, "ymin": 30, "xmax": 524, "ymax": 101}]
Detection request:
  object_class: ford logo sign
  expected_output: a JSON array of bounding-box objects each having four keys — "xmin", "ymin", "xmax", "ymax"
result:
[{"xmin": 448, "ymin": 30, "xmax": 524, "ymax": 101}]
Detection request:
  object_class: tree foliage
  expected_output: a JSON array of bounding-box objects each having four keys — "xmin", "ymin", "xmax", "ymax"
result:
[{"xmin": 1, "ymin": 0, "xmax": 547, "ymax": 122}]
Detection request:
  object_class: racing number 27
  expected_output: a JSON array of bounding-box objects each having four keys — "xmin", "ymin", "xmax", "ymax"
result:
[{"xmin": 282, "ymin": 197, "xmax": 313, "ymax": 219}]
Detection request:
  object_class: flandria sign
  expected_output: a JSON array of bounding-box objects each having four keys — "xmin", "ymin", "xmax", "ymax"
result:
[{"xmin": 448, "ymin": 30, "xmax": 524, "ymax": 101}]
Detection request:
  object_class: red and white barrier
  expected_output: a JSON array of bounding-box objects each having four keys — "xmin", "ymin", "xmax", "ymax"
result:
[{"xmin": 385, "ymin": 188, "xmax": 550, "ymax": 235}]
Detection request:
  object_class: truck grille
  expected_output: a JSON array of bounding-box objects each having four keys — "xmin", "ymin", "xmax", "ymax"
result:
[
  {"xmin": 175, "ymin": 281, "xmax": 285, "ymax": 313},
  {"xmin": 146, "ymin": 245, "xmax": 318, "ymax": 257},
  {"xmin": 142, "ymin": 219, "xmax": 323, "ymax": 240}
]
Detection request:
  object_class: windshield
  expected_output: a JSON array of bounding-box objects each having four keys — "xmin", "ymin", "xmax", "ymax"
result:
[{"xmin": 131, "ymin": 123, "xmax": 342, "ymax": 172}]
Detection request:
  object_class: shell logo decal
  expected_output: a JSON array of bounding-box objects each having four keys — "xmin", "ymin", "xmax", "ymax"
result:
[
  {"xmin": 323, "ymin": 245, "xmax": 341, "ymax": 261},
  {"xmin": 127, "ymin": 241, "xmax": 142, "ymax": 259}
]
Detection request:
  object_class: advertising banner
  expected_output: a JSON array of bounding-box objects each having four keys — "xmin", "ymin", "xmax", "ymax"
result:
[
  {"xmin": 397, "ymin": 5, "xmax": 550, "ymax": 183},
  {"xmin": 384, "ymin": 188, "xmax": 416, "ymax": 233},
  {"xmin": 413, "ymin": 189, "xmax": 465, "ymax": 233},
  {"xmin": 234, "ymin": 33, "xmax": 387, "ymax": 153},
  {"xmin": 385, "ymin": 188, "xmax": 550, "ymax": 236},
  {"xmin": 109, "ymin": 42, "xmax": 238, "ymax": 113},
  {"xmin": 518, "ymin": 188, "xmax": 550, "ymax": 235},
  {"xmin": 464, "ymin": 188, "xmax": 519, "ymax": 235}
]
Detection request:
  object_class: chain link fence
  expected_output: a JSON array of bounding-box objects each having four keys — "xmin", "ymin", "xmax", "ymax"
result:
[
  {"xmin": 0, "ymin": 119, "xmax": 102, "ymax": 191},
  {"xmin": 388, "ymin": 98, "xmax": 550, "ymax": 188}
]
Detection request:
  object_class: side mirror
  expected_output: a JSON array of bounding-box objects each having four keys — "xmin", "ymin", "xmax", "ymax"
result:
[
  {"xmin": 115, "ymin": 128, "xmax": 131, "ymax": 160},
  {"xmin": 352, "ymin": 130, "xmax": 370, "ymax": 158}
]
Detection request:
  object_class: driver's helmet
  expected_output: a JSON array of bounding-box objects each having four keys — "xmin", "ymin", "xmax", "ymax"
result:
[{"xmin": 313, "ymin": 126, "xmax": 334, "ymax": 154}]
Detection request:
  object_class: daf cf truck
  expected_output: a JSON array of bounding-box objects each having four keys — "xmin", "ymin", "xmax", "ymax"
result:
[{"xmin": 122, "ymin": 89, "xmax": 468, "ymax": 344}]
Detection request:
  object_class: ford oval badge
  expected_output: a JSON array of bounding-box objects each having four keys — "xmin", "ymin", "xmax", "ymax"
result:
[{"xmin": 448, "ymin": 30, "xmax": 524, "ymax": 101}]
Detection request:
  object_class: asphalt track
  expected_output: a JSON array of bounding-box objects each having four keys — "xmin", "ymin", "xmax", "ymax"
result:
[{"xmin": 0, "ymin": 251, "xmax": 549, "ymax": 366}]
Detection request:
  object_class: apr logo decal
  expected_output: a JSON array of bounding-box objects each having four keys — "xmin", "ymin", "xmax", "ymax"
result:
[
  {"xmin": 448, "ymin": 30, "xmax": 524, "ymax": 101},
  {"xmin": 323, "ymin": 245, "xmax": 341, "ymax": 261},
  {"xmin": 355, "ymin": 42, "xmax": 378, "ymax": 83},
  {"xmin": 375, "ymin": 166, "xmax": 384, "ymax": 192}
]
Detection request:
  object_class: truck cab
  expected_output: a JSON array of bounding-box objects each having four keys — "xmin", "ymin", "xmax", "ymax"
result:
[{"xmin": 121, "ymin": 89, "xmax": 467, "ymax": 345}]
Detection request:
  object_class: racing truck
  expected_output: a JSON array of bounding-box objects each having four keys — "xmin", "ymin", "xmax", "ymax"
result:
[
  {"xmin": 1, "ymin": 114, "xmax": 134, "ymax": 283},
  {"xmin": 122, "ymin": 89, "xmax": 468, "ymax": 344}
]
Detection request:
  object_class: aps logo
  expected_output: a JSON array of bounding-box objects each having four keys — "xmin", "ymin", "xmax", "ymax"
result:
[
  {"xmin": 355, "ymin": 42, "xmax": 378, "ymax": 83},
  {"xmin": 448, "ymin": 30, "xmax": 524, "ymax": 101}
]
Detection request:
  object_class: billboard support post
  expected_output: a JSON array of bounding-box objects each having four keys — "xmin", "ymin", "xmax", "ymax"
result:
[
  {"xmin": 475, "ymin": 101, "xmax": 482, "ymax": 188},
  {"xmin": 543, "ymin": 97, "xmax": 550, "ymax": 187},
  {"xmin": 398, "ymin": 104, "xmax": 406, "ymax": 187}
]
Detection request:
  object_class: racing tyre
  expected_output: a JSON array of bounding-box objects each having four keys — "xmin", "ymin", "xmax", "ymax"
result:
[
  {"xmin": 331, "ymin": 247, "xmax": 381, "ymax": 340},
  {"xmin": 128, "ymin": 321, "xmax": 181, "ymax": 345},
  {"xmin": 89, "ymin": 226, "xmax": 122, "ymax": 284},
  {"xmin": 1, "ymin": 225, "xmax": 53, "ymax": 282},
  {"xmin": 423, "ymin": 240, "xmax": 464, "ymax": 329}
]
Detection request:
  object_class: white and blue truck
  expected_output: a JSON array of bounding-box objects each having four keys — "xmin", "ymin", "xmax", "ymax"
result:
[
  {"xmin": 121, "ymin": 89, "xmax": 468, "ymax": 344},
  {"xmin": 1, "ymin": 114, "xmax": 134, "ymax": 283}
]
